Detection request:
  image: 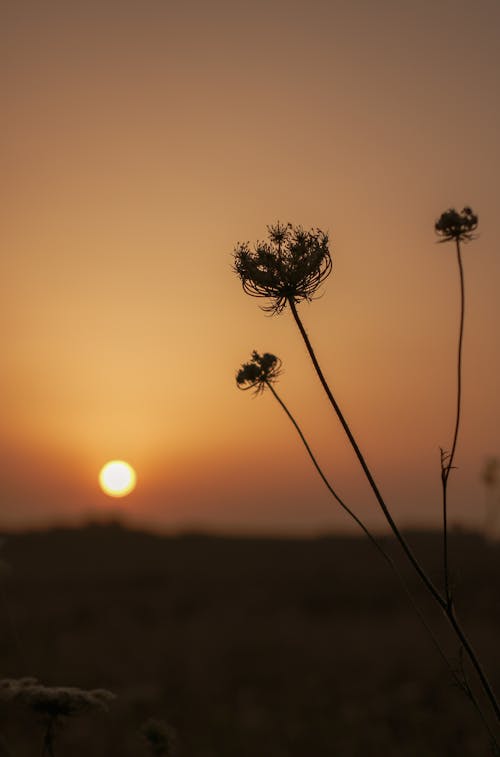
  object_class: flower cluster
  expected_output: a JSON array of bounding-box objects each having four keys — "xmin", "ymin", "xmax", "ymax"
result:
[
  {"xmin": 236, "ymin": 351, "xmax": 282, "ymax": 395},
  {"xmin": 233, "ymin": 222, "xmax": 331, "ymax": 313},
  {"xmin": 0, "ymin": 678, "xmax": 115, "ymax": 718},
  {"xmin": 435, "ymin": 207, "xmax": 478, "ymax": 243}
]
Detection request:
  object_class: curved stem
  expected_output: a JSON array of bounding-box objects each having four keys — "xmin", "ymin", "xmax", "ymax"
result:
[
  {"xmin": 266, "ymin": 381, "xmax": 385, "ymax": 552},
  {"xmin": 287, "ymin": 297, "xmax": 500, "ymax": 724},
  {"xmin": 265, "ymin": 380, "xmax": 500, "ymax": 745}
]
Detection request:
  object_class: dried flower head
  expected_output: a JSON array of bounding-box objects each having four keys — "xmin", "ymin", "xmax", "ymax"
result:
[
  {"xmin": 236, "ymin": 351, "xmax": 282, "ymax": 395},
  {"xmin": 141, "ymin": 718, "xmax": 178, "ymax": 756},
  {"xmin": 0, "ymin": 678, "xmax": 115, "ymax": 717},
  {"xmin": 233, "ymin": 222, "xmax": 332, "ymax": 313},
  {"xmin": 435, "ymin": 207, "xmax": 478, "ymax": 243}
]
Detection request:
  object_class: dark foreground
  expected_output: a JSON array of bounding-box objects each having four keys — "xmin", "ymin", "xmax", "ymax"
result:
[{"xmin": 0, "ymin": 524, "xmax": 499, "ymax": 756}]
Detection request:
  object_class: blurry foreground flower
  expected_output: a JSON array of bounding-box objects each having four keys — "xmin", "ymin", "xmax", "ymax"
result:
[
  {"xmin": 0, "ymin": 678, "xmax": 115, "ymax": 756},
  {"xmin": 233, "ymin": 222, "xmax": 331, "ymax": 313},
  {"xmin": 236, "ymin": 351, "xmax": 282, "ymax": 395},
  {"xmin": 435, "ymin": 207, "xmax": 478, "ymax": 243},
  {"xmin": 141, "ymin": 718, "xmax": 178, "ymax": 756}
]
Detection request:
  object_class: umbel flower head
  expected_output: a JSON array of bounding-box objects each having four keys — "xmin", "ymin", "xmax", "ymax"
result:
[
  {"xmin": 0, "ymin": 678, "xmax": 115, "ymax": 717},
  {"xmin": 435, "ymin": 207, "xmax": 478, "ymax": 243},
  {"xmin": 236, "ymin": 351, "xmax": 282, "ymax": 395},
  {"xmin": 233, "ymin": 222, "xmax": 331, "ymax": 314}
]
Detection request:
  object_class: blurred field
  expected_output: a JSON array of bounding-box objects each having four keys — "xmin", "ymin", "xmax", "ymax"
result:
[{"xmin": 0, "ymin": 523, "xmax": 499, "ymax": 756}]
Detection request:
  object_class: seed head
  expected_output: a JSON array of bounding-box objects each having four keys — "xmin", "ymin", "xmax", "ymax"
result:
[
  {"xmin": 236, "ymin": 351, "xmax": 282, "ymax": 395},
  {"xmin": 233, "ymin": 222, "xmax": 332, "ymax": 314},
  {"xmin": 0, "ymin": 678, "xmax": 115, "ymax": 718},
  {"xmin": 435, "ymin": 207, "xmax": 478, "ymax": 243}
]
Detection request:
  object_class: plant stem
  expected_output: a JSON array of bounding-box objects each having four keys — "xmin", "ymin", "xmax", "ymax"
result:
[
  {"xmin": 41, "ymin": 718, "xmax": 56, "ymax": 757},
  {"xmin": 266, "ymin": 381, "xmax": 386, "ymax": 551},
  {"xmin": 441, "ymin": 238, "xmax": 465, "ymax": 606},
  {"xmin": 266, "ymin": 380, "xmax": 500, "ymax": 746},
  {"xmin": 287, "ymin": 297, "xmax": 500, "ymax": 724},
  {"xmin": 288, "ymin": 298, "xmax": 445, "ymax": 607},
  {"xmin": 266, "ymin": 382, "xmax": 447, "ymax": 633}
]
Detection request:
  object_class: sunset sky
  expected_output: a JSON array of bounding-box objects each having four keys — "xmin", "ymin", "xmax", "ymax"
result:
[{"xmin": 2, "ymin": 0, "xmax": 500, "ymax": 533}]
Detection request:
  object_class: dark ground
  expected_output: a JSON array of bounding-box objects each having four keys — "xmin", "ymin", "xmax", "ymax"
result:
[{"xmin": 0, "ymin": 523, "xmax": 499, "ymax": 756}]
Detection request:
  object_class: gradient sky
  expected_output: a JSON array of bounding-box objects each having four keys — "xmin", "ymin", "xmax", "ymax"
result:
[{"xmin": 2, "ymin": 0, "xmax": 500, "ymax": 533}]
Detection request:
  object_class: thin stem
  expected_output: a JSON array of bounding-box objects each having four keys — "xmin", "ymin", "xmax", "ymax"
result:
[
  {"xmin": 448, "ymin": 238, "xmax": 465, "ymax": 479},
  {"xmin": 41, "ymin": 718, "xmax": 56, "ymax": 757},
  {"xmin": 266, "ymin": 380, "xmax": 500, "ymax": 746},
  {"xmin": 288, "ymin": 298, "xmax": 446, "ymax": 608},
  {"xmin": 441, "ymin": 239, "xmax": 465, "ymax": 606},
  {"xmin": 457, "ymin": 648, "xmax": 500, "ymax": 754},
  {"xmin": 447, "ymin": 604, "xmax": 500, "ymax": 723},
  {"xmin": 266, "ymin": 381, "xmax": 385, "ymax": 551},
  {"xmin": 287, "ymin": 297, "xmax": 500, "ymax": 724}
]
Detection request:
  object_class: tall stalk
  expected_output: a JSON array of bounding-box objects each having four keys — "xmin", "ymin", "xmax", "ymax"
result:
[
  {"xmin": 288, "ymin": 299, "xmax": 445, "ymax": 605},
  {"xmin": 288, "ymin": 297, "xmax": 500, "ymax": 724},
  {"xmin": 440, "ymin": 238, "xmax": 465, "ymax": 607}
]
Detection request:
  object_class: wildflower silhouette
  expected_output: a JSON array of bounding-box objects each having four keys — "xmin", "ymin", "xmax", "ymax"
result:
[
  {"xmin": 233, "ymin": 222, "xmax": 331, "ymax": 314},
  {"xmin": 435, "ymin": 207, "xmax": 478, "ymax": 243},
  {"xmin": 236, "ymin": 352, "xmax": 500, "ymax": 751},
  {"xmin": 435, "ymin": 207, "xmax": 478, "ymax": 607},
  {"xmin": 234, "ymin": 222, "xmax": 443, "ymax": 603},
  {"xmin": 233, "ymin": 219, "xmax": 500, "ymax": 733},
  {"xmin": 236, "ymin": 352, "xmax": 421, "ymax": 575},
  {"xmin": 0, "ymin": 678, "xmax": 115, "ymax": 757},
  {"xmin": 236, "ymin": 351, "xmax": 282, "ymax": 394}
]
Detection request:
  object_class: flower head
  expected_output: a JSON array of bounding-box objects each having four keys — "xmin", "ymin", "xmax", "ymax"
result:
[
  {"xmin": 236, "ymin": 351, "xmax": 282, "ymax": 395},
  {"xmin": 233, "ymin": 222, "xmax": 332, "ymax": 314},
  {"xmin": 0, "ymin": 678, "xmax": 115, "ymax": 718},
  {"xmin": 435, "ymin": 207, "xmax": 478, "ymax": 243}
]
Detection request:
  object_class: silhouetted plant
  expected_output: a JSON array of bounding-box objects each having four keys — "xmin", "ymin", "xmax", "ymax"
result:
[
  {"xmin": 236, "ymin": 351, "xmax": 500, "ymax": 751},
  {"xmin": 233, "ymin": 218, "xmax": 500, "ymax": 741},
  {"xmin": 0, "ymin": 678, "xmax": 115, "ymax": 756},
  {"xmin": 233, "ymin": 222, "xmax": 331, "ymax": 314},
  {"xmin": 435, "ymin": 207, "xmax": 478, "ymax": 243},
  {"xmin": 236, "ymin": 351, "xmax": 282, "ymax": 393},
  {"xmin": 435, "ymin": 207, "xmax": 478, "ymax": 606}
]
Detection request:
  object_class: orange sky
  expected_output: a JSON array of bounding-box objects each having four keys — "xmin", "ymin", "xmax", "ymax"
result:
[{"xmin": 2, "ymin": 0, "xmax": 500, "ymax": 533}]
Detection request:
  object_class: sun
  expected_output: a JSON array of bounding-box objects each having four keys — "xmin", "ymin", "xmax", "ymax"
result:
[{"xmin": 99, "ymin": 460, "xmax": 136, "ymax": 498}]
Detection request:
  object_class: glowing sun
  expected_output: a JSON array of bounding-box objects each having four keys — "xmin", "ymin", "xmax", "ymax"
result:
[{"xmin": 99, "ymin": 460, "xmax": 136, "ymax": 498}]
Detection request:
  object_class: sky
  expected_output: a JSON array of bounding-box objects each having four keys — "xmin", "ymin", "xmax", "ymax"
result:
[{"xmin": 2, "ymin": 0, "xmax": 500, "ymax": 534}]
